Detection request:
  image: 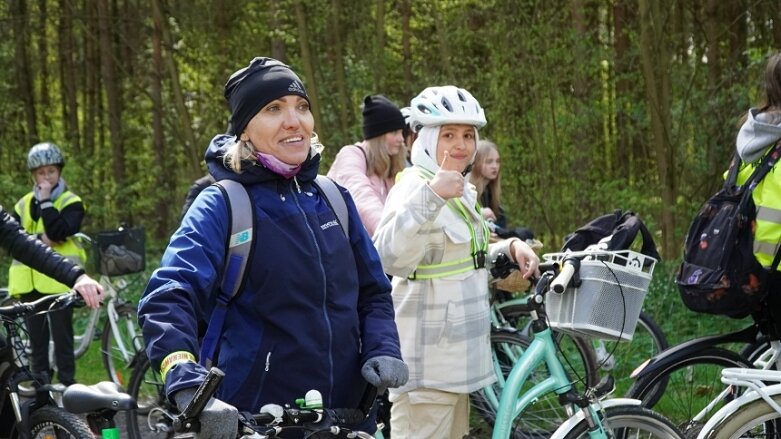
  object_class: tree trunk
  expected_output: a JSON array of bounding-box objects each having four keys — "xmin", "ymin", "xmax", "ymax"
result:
[
  {"xmin": 328, "ymin": 0, "xmax": 350, "ymax": 138},
  {"xmin": 96, "ymin": 0, "xmax": 126, "ymax": 194},
  {"xmin": 270, "ymin": 2, "xmax": 287, "ymax": 62},
  {"xmin": 400, "ymin": 0, "xmax": 413, "ymax": 99},
  {"xmin": 639, "ymin": 0, "xmax": 676, "ymax": 258},
  {"xmin": 373, "ymin": 0, "xmax": 386, "ymax": 90},
  {"xmin": 152, "ymin": 0, "xmax": 201, "ymax": 178},
  {"xmin": 83, "ymin": 0, "xmax": 99, "ymax": 159},
  {"xmin": 11, "ymin": 0, "xmax": 37, "ymax": 143},
  {"xmin": 59, "ymin": 0, "xmax": 80, "ymax": 154},
  {"xmin": 294, "ymin": 0, "xmax": 324, "ymax": 144},
  {"xmin": 151, "ymin": 5, "xmax": 171, "ymax": 239},
  {"xmin": 432, "ymin": 2, "xmax": 451, "ymax": 78},
  {"xmin": 37, "ymin": 0, "xmax": 50, "ymax": 129}
]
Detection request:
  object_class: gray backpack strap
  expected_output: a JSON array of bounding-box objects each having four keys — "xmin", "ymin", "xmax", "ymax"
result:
[
  {"xmin": 200, "ymin": 179, "xmax": 254, "ymax": 368},
  {"xmin": 215, "ymin": 180, "xmax": 254, "ymax": 299},
  {"xmin": 314, "ymin": 175, "xmax": 349, "ymax": 237}
]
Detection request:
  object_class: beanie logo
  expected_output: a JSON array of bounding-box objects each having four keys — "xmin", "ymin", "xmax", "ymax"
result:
[{"xmin": 288, "ymin": 81, "xmax": 305, "ymax": 94}]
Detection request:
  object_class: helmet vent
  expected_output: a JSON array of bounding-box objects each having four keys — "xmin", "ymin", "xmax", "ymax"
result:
[{"xmin": 440, "ymin": 97, "xmax": 453, "ymax": 112}]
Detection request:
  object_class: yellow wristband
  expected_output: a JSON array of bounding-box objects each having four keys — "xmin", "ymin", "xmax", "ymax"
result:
[{"xmin": 160, "ymin": 351, "xmax": 196, "ymax": 381}]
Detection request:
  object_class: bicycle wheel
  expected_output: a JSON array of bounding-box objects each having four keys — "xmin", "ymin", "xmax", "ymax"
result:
[
  {"xmin": 471, "ymin": 330, "xmax": 587, "ymax": 438},
  {"xmin": 599, "ymin": 311, "xmax": 669, "ymax": 397},
  {"xmin": 19, "ymin": 405, "xmax": 94, "ymax": 438},
  {"xmin": 498, "ymin": 303, "xmax": 599, "ymax": 387},
  {"xmin": 707, "ymin": 394, "xmax": 781, "ymax": 439},
  {"xmin": 625, "ymin": 347, "xmax": 751, "ymax": 437},
  {"xmin": 101, "ymin": 302, "xmax": 144, "ymax": 388},
  {"xmin": 126, "ymin": 351, "xmax": 175, "ymax": 439},
  {"xmin": 562, "ymin": 405, "xmax": 684, "ymax": 439}
]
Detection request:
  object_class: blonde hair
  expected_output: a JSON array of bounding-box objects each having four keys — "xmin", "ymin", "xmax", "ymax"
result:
[
  {"xmin": 470, "ymin": 139, "xmax": 501, "ymax": 213},
  {"xmin": 222, "ymin": 139, "xmax": 255, "ymax": 173},
  {"xmin": 364, "ymin": 135, "xmax": 406, "ymax": 179}
]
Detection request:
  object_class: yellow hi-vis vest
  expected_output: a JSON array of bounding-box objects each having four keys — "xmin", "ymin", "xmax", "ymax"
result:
[
  {"xmin": 736, "ymin": 152, "xmax": 781, "ymax": 270},
  {"xmin": 8, "ymin": 191, "xmax": 87, "ymax": 295}
]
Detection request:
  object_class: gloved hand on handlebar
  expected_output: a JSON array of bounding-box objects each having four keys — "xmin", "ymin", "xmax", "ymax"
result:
[
  {"xmin": 361, "ymin": 356, "xmax": 409, "ymax": 393},
  {"xmin": 173, "ymin": 387, "xmax": 239, "ymax": 439}
]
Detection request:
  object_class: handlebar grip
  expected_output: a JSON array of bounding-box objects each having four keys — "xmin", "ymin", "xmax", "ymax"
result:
[
  {"xmin": 551, "ymin": 257, "xmax": 580, "ymax": 294},
  {"xmin": 180, "ymin": 367, "xmax": 225, "ymax": 422}
]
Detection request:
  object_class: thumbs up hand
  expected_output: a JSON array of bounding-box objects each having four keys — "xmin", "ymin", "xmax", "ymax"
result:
[{"xmin": 429, "ymin": 151, "xmax": 465, "ymax": 200}]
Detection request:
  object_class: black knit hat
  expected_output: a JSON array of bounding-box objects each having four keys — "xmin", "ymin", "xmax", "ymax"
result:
[
  {"xmin": 224, "ymin": 57, "xmax": 309, "ymax": 136},
  {"xmin": 362, "ymin": 95, "xmax": 405, "ymax": 140}
]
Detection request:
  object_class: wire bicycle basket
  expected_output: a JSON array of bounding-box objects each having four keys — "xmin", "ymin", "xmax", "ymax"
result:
[
  {"xmin": 543, "ymin": 250, "xmax": 656, "ymax": 341},
  {"xmin": 93, "ymin": 227, "xmax": 146, "ymax": 276}
]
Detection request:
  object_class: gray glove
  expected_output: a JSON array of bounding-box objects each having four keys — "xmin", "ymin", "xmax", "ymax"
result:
[
  {"xmin": 173, "ymin": 387, "xmax": 239, "ymax": 439},
  {"xmin": 361, "ymin": 356, "xmax": 409, "ymax": 393}
]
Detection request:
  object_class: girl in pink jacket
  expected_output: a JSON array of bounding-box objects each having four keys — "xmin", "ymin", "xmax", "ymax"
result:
[{"xmin": 327, "ymin": 94, "xmax": 406, "ymax": 236}]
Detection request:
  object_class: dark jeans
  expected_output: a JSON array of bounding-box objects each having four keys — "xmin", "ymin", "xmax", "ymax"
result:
[{"xmin": 20, "ymin": 290, "xmax": 75, "ymax": 385}]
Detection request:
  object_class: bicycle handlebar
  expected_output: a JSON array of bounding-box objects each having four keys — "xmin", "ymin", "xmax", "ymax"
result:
[
  {"xmin": 173, "ymin": 367, "xmax": 225, "ymax": 433},
  {"xmin": 0, "ymin": 291, "xmax": 84, "ymax": 319},
  {"xmin": 550, "ymin": 256, "xmax": 580, "ymax": 294}
]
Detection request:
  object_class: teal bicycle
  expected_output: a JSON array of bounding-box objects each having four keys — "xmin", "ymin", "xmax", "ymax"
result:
[{"xmin": 485, "ymin": 250, "xmax": 684, "ymax": 438}]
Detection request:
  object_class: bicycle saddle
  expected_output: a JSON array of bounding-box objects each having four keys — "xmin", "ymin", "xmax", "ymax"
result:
[{"xmin": 62, "ymin": 381, "xmax": 137, "ymax": 413}]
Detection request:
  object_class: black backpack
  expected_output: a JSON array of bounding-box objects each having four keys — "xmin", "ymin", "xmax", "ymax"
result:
[
  {"xmin": 676, "ymin": 142, "xmax": 781, "ymax": 319},
  {"xmin": 561, "ymin": 210, "xmax": 661, "ymax": 261}
]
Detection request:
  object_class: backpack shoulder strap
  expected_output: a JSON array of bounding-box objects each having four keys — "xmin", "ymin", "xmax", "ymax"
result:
[
  {"xmin": 314, "ymin": 175, "xmax": 349, "ymax": 238},
  {"xmin": 199, "ymin": 179, "xmax": 255, "ymax": 368},
  {"xmin": 741, "ymin": 140, "xmax": 781, "ymax": 190}
]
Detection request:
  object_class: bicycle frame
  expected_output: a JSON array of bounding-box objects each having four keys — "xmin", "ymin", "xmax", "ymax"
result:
[{"xmin": 696, "ymin": 368, "xmax": 781, "ymax": 438}]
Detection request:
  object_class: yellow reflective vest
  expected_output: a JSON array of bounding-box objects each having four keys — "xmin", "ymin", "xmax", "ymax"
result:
[
  {"xmin": 8, "ymin": 191, "xmax": 87, "ymax": 295},
  {"xmin": 736, "ymin": 154, "xmax": 781, "ymax": 270}
]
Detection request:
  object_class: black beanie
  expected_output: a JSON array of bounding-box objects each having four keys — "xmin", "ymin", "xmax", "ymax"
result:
[
  {"xmin": 224, "ymin": 57, "xmax": 309, "ymax": 136},
  {"xmin": 362, "ymin": 94, "xmax": 405, "ymax": 140}
]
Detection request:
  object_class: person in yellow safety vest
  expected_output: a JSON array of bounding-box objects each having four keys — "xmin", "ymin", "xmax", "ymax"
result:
[
  {"xmin": 736, "ymin": 52, "xmax": 781, "ymax": 336},
  {"xmin": 8, "ymin": 142, "xmax": 88, "ymax": 386}
]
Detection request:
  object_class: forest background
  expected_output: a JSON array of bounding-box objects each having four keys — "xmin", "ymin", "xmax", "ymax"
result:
[{"xmin": 1, "ymin": 0, "xmax": 780, "ymax": 261}]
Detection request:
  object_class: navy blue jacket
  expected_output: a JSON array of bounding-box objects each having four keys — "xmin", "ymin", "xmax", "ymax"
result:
[{"xmin": 139, "ymin": 134, "xmax": 400, "ymax": 413}]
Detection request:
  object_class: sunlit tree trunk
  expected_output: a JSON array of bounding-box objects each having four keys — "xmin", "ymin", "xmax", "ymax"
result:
[{"xmin": 151, "ymin": 6, "xmax": 171, "ymax": 239}]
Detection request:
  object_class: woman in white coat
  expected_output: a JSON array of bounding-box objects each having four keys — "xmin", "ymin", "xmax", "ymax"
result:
[{"xmin": 373, "ymin": 85, "xmax": 539, "ymax": 439}]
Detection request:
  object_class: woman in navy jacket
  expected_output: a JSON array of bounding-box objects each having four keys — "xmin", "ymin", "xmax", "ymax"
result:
[{"xmin": 138, "ymin": 57, "xmax": 406, "ymax": 438}]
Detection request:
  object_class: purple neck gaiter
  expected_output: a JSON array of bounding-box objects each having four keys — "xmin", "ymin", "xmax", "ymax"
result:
[{"xmin": 255, "ymin": 151, "xmax": 302, "ymax": 179}]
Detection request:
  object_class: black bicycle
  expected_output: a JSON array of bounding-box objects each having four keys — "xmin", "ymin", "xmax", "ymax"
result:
[{"xmin": 0, "ymin": 292, "xmax": 93, "ymax": 438}]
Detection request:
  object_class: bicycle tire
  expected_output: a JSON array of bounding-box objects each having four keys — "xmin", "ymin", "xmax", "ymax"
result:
[
  {"xmin": 498, "ymin": 303, "xmax": 600, "ymax": 387},
  {"xmin": 470, "ymin": 330, "xmax": 587, "ymax": 438},
  {"xmin": 599, "ymin": 310, "xmax": 669, "ymax": 398},
  {"xmin": 19, "ymin": 405, "xmax": 94, "ymax": 438},
  {"xmin": 625, "ymin": 347, "xmax": 751, "ymax": 437},
  {"xmin": 706, "ymin": 394, "xmax": 781, "ymax": 439},
  {"xmin": 101, "ymin": 302, "xmax": 144, "ymax": 388},
  {"xmin": 126, "ymin": 351, "xmax": 175, "ymax": 439},
  {"xmin": 561, "ymin": 405, "xmax": 684, "ymax": 439}
]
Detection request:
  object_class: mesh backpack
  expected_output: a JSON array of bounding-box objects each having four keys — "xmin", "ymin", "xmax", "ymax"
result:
[
  {"xmin": 676, "ymin": 141, "xmax": 781, "ymax": 319},
  {"xmin": 199, "ymin": 176, "xmax": 349, "ymax": 367}
]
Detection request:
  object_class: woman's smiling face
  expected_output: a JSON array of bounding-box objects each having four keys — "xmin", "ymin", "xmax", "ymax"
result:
[{"xmin": 241, "ymin": 95, "xmax": 314, "ymax": 165}]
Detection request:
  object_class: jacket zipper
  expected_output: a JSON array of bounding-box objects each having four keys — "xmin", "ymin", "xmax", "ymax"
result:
[{"xmin": 288, "ymin": 182, "xmax": 335, "ymax": 402}]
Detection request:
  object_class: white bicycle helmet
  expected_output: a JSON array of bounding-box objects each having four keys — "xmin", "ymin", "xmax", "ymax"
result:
[
  {"xmin": 408, "ymin": 86, "xmax": 487, "ymax": 132},
  {"xmin": 27, "ymin": 142, "xmax": 65, "ymax": 171}
]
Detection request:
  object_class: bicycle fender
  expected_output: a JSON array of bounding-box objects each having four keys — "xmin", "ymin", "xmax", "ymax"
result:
[
  {"xmin": 549, "ymin": 398, "xmax": 642, "ymax": 439},
  {"xmin": 629, "ymin": 327, "xmax": 756, "ymax": 380},
  {"xmin": 696, "ymin": 383, "xmax": 781, "ymax": 439}
]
